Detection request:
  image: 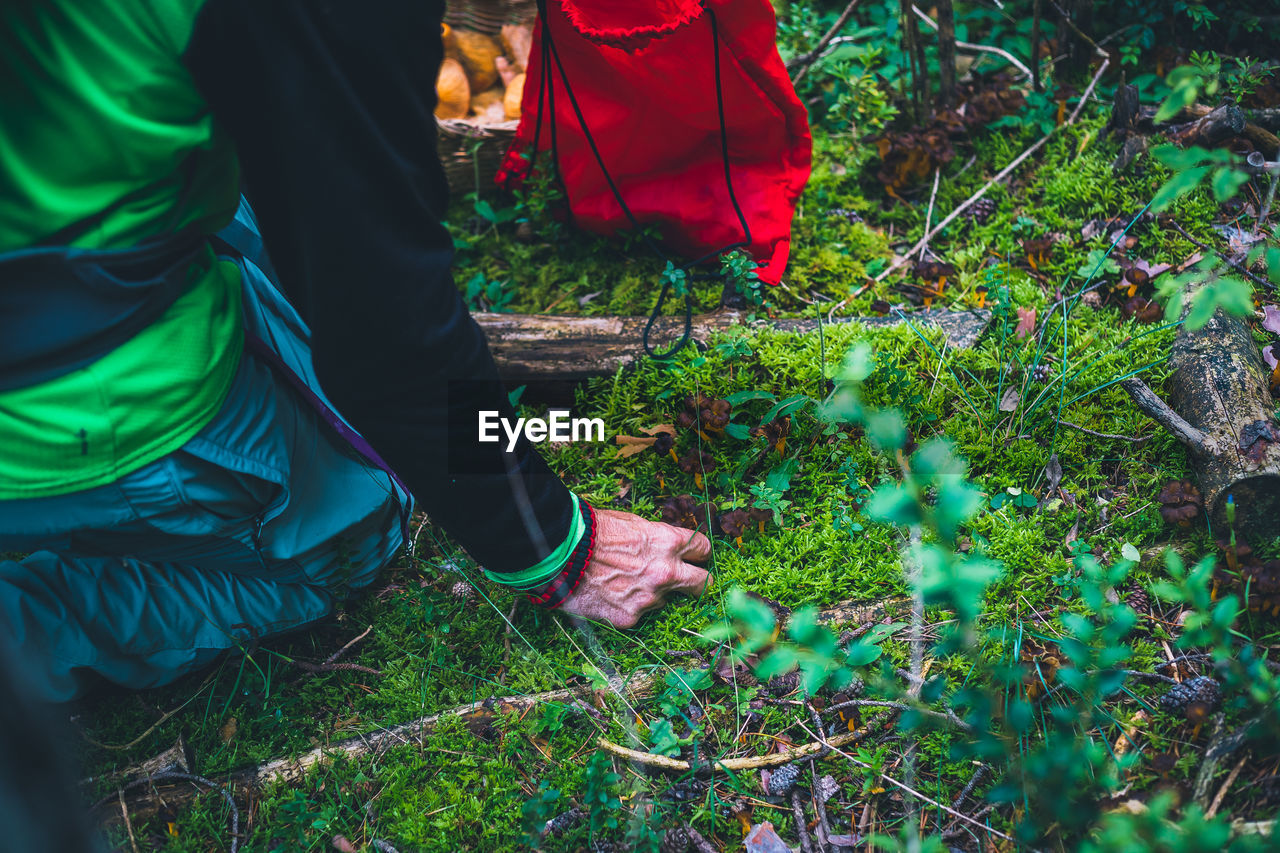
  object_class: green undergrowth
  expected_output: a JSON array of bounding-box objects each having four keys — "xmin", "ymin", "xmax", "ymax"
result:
[{"xmin": 73, "ymin": 111, "xmax": 1280, "ymax": 852}]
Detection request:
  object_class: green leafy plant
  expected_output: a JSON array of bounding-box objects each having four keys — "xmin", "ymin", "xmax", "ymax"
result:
[
  {"xmin": 583, "ymin": 752, "xmax": 623, "ymax": 836},
  {"xmin": 519, "ymin": 781, "xmax": 561, "ymax": 850},
  {"xmin": 463, "ymin": 271, "xmax": 515, "ymax": 313}
]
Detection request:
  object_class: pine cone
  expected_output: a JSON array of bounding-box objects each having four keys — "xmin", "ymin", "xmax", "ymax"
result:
[
  {"xmin": 660, "ymin": 826, "xmax": 692, "ymax": 853},
  {"xmin": 1159, "ymin": 676, "xmax": 1222, "ymax": 721},
  {"xmin": 450, "ymin": 580, "xmax": 476, "ymax": 603},
  {"xmin": 964, "ymin": 197, "xmax": 997, "ymax": 224},
  {"xmin": 1125, "ymin": 586, "xmax": 1152, "ymax": 617},
  {"xmin": 765, "ymin": 670, "xmax": 801, "ymax": 697},
  {"xmin": 766, "ymin": 763, "xmax": 802, "ymax": 797}
]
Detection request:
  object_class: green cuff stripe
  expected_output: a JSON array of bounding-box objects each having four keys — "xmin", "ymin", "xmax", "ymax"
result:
[{"xmin": 484, "ymin": 494, "xmax": 585, "ymax": 589}]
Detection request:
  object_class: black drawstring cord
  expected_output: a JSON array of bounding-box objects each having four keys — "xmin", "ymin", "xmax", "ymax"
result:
[{"xmin": 527, "ymin": 0, "xmax": 753, "ymax": 359}]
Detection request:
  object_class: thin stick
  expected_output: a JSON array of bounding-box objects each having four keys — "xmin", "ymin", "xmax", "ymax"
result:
[
  {"xmin": 285, "ymin": 659, "xmax": 383, "ymax": 677},
  {"xmin": 790, "ymin": 0, "xmax": 866, "ymax": 84},
  {"xmin": 824, "ymin": 698, "xmax": 973, "ymax": 730},
  {"xmin": 1165, "ymin": 218, "xmax": 1276, "ymax": 292},
  {"xmin": 791, "ymin": 789, "xmax": 816, "ymax": 853},
  {"xmin": 596, "ymin": 714, "xmax": 889, "ymax": 774},
  {"xmin": 323, "ymin": 625, "xmax": 373, "ymax": 666},
  {"xmin": 951, "ymin": 764, "xmax": 989, "ymax": 809},
  {"xmin": 1057, "ymin": 420, "xmax": 1151, "ymax": 443},
  {"xmin": 118, "ymin": 788, "xmax": 140, "ymax": 853},
  {"xmin": 1119, "ymin": 378, "xmax": 1214, "ymax": 454},
  {"xmin": 918, "ymin": 168, "xmax": 942, "ymax": 260},
  {"xmin": 875, "ymin": 58, "xmax": 1108, "ymax": 284},
  {"xmin": 876, "ymin": 136, "xmax": 1051, "ymax": 282},
  {"xmin": 910, "ymin": 5, "xmax": 1033, "ymax": 79},
  {"xmin": 1206, "ymin": 751, "xmax": 1250, "ymax": 819},
  {"xmin": 797, "ymin": 721, "xmax": 1018, "ymax": 844},
  {"xmin": 80, "ymin": 684, "xmax": 210, "ymax": 751},
  {"xmin": 1068, "ymin": 56, "xmax": 1110, "ymax": 124}
]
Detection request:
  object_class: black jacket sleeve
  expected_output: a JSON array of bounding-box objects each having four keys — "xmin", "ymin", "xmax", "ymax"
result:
[{"xmin": 183, "ymin": 0, "xmax": 574, "ymax": 573}]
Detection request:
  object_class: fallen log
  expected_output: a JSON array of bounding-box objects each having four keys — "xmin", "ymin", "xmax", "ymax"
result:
[
  {"xmin": 473, "ymin": 308, "xmax": 991, "ymax": 381},
  {"xmin": 1118, "ymin": 101, "xmax": 1280, "ymax": 159},
  {"xmin": 1121, "ymin": 286, "xmax": 1280, "ymax": 536}
]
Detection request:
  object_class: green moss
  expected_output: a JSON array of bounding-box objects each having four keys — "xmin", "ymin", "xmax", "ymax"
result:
[{"xmin": 78, "ymin": 110, "xmax": 1280, "ymax": 851}]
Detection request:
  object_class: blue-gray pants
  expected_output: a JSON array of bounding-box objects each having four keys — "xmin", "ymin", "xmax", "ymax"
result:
[{"xmin": 0, "ymin": 237, "xmax": 410, "ymax": 703}]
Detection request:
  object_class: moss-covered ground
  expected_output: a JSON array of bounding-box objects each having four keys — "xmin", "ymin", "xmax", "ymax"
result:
[{"xmin": 75, "ymin": 88, "xmax": 1280, "ymax": 852}]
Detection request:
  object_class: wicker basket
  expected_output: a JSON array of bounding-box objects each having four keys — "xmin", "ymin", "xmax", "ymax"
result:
[{"xmin": 438, "ymin": 0, "xmax": 537, "ymax": 197}]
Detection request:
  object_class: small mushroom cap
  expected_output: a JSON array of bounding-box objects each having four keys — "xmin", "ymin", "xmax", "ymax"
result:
[
  {"xmin": 718, "ymin": 509, "xmax": 750, "ymax": 538},
  {"xmin": 658, "ymin": 495, "xmax": 700, "ymax": 529},
  {"xmin": 651, "ymin": 432, "xmax": 675, "ymax": 455},
  {"xmin": 1156, "ymin": 479, "xmax": 1203, "ymax": 526},
  {"xmin": 677, "ymin": 449, "xmax": 715, "ymax": 475}
]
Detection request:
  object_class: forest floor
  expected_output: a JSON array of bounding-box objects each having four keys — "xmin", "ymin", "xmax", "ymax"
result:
[{"xmin": 76, "ymin": 57, "xmax": 1280, "ymax": 853}]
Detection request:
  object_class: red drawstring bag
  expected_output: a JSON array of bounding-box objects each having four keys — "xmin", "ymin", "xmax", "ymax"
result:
[{"xmin": 496, "ymin": 0, "xmax": 811, "ymax": 288}]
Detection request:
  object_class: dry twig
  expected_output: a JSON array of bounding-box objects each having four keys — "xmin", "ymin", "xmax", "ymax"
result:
[
  {"xmin": 875, "ymin": 58, "xmax": 1109, "ymax": 284},
  {"xmin": 597, "ymin": 713, "xmax": 890, "ymax": 774},
  {"xmin": 1057, "ymin": 420, "xmax": 1151, "ymax": 443},
  {"xmin": 790, "ymin": 789, "xmax": 816, "ymax": 853},
  {"xmin": 1165, "ymin": 219, "xmax": 1275, "ymax": 292},
  {"xmin": 118, "ymin": 788, "xmax": 140, "ymax": 853},
  {"xmin": 910, "ymin": 5, "xmax": 1033, "ymax": 79},
  {"xmin": 1207, "ymin": 752, "xmax": 1251, "ymax": 819},
  {"xmin": 798, "ymin": 720, "xmax": 1018, "ymax": 844},
  {"xmin": 789, "ymin": 0, "xmax": 866, "ymax": 84}
]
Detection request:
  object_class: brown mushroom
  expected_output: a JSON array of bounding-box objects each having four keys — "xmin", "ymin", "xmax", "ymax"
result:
[{"xmin": 1156, "ymin": 479, "xmax": 1203, "ymax": 527}]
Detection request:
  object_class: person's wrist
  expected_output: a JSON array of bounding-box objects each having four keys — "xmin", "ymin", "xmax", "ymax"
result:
[{"xmin": 528, "ymin": 499, "xmax": 597, "ymax": 609}]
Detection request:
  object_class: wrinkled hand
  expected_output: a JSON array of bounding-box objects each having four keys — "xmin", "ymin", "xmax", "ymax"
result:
[{"xmin": 558, "ymin": 509, "xmax": 712, "ymax": 628}]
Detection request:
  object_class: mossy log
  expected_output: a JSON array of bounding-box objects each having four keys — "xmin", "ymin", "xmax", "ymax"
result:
[
  {"xmin": 1121, "ymin": 294, "xmax": 1280, "ymax": 536},
  {"xmin": 472, "ymin": 308, "xmax": 991, "ymax": 382}
]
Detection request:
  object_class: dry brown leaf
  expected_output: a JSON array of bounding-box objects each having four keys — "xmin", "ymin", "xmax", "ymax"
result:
[
  {"xmin": 614, "ymin": 435, "xmax": 658, "ymax": 458},
  {"xmin": 219, "ymin": 717, "xmax": 237, "ymax": 744},
  {"xmin": 1015, "ymin": 306, "xmax": 1037, "ymax": 339},
  {"xmin": 639, "ymin": 424, "xmax": 676, "ymax": 436}
]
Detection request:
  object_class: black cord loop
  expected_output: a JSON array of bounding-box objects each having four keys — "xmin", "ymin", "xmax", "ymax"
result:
[{"xmin": 526, "ymin": 0, "xmax": 754, "ymax": 359}]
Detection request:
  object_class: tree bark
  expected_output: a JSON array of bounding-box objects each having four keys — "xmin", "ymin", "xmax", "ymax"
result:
[
  {"xmin": 1121, "ymin": 290, "xmax": 1280, "ymax": 537},
  {"xmin": 471, "ymin": 308, "xmax": 992, "ymax": 382}
]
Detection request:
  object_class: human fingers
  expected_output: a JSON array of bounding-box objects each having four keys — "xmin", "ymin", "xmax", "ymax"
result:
[
  {"xmin": 659, "ymin": 561, "xmax": 712, "ymax": 597},
  {"xmin": 674, "ymin": 528, "xmax": 712, "ymax": 563}
]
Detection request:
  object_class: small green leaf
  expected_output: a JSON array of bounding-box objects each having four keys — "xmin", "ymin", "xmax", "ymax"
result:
[
  {"xmin": 474, "ymin": 199, "xmax": 498, "ymax": 223},
  {"xmin": 725, "ymin": 389, "xmax": 776, "ymax": 406},
  {"xmin": 1210, "ymin": 166, "xmax": 1249, "ymax": 202},
  {"xmin": 865, "ymin": 484, "xmax": 923, "ymax": 527},
  {"xmin": 865, "ymin": 409, "xmax": 907, "ymax": 452},
  {"xmin": 1121, "ymin": 542, "xmax": 1140, "ymax": 562}
]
